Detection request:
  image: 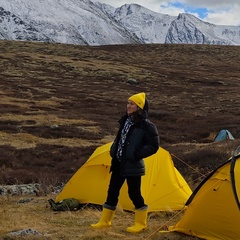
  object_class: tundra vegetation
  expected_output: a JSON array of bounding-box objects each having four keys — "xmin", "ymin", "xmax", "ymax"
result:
[{"xmin": 0, "ymin": 40, "xmax": 239, "ymax": 239}]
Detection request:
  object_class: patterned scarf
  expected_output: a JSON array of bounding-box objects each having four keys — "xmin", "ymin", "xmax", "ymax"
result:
[{"xmin": 116, "ymin": 117, "xmax": 133, "ymax": 161}]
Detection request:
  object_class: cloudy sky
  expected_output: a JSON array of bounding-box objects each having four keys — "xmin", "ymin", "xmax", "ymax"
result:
[{"xmin": 93, "ymin": 0, "xmax": 240, "ymax": 26}]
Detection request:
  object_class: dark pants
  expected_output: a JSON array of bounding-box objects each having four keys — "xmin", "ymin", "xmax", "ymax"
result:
[{"xmin": 105, "ymin": 169, "xmax": 145, "ymax": 209}]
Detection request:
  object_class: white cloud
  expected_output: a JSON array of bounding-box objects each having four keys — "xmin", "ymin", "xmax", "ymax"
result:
[
  {"xmin": 158, "ymin": 2, "xmax": 184, "ymax": 16},
  {"xmin": 159, "ymin": 7, "xmax": 183, "ymax": 16},
  {"xmin": 184, "ymin": 0, "xmax": 239, "ymax": 9},
  {"xmin": 202, "ymin": 4, "xmax": 240, "ymax": 26},
  {"xmin": 182, "ymin": 0, "xmax": 240, "ymax": 25}
]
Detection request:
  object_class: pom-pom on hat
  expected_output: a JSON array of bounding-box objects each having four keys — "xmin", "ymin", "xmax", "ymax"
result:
[{"xmin": 128, "ymin": 92, "xmax": 146, "ymax": 110}]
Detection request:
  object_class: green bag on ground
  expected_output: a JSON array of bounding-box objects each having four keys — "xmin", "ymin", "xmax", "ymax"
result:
[{"xmin": 48, "ymin": 198, "xmax": 80, "ymax": 211}]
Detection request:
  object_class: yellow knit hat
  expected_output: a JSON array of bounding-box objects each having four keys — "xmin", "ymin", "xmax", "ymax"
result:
[{"xmin": 128, "ymin": 92, "xmax": 146, "ymax": 109}]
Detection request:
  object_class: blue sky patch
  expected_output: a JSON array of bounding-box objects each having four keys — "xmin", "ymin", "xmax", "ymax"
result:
[{"xmin": 163, "ymin": 2, "xmax": 209, "ymax": 18}]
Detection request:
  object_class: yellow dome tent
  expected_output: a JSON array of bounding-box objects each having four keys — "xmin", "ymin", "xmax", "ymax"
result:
[
  {"xmin": 169, "ymin": 148, "xmax": 240, "ymax": 239},
  {"xmin": 56, "ymin": 142, "xmax": 192, "ymax": 212}
]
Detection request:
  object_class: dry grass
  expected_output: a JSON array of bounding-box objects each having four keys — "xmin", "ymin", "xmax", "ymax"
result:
[
  {"xmin": 0, "ymin": 40, "xmax": 240, "ymax": 239},
  {"xmin": 0, "ymin": 195, "xmax": 200, "ymax": 240}
]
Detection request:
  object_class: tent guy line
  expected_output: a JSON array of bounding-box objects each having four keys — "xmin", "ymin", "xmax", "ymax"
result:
[
  {"xmin": 171, "ymin": 153, "xmax": 207, "ymax": 177},
  {"xmin": 145, "ymin": 208, "xmax": 185, "ymax": 240}
]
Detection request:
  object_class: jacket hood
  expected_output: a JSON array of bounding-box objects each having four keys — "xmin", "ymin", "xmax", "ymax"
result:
[{"xmin": 140, "ymin": 98, "xmax": 148, "ymax": 119}]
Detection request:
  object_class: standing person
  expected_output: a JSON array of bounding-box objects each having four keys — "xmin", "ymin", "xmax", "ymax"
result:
[{"xmin": 91, "ymin": 92, "xmax": 160, "ymax": 233}]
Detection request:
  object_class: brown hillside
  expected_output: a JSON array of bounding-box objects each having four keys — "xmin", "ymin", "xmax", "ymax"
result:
[{"xmin": 0, "ymin": 40, "xmax": 240, "ymax": 188}]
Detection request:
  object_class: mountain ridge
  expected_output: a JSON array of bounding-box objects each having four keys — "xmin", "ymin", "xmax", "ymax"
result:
[{"xmin": 0, "ymin": 0, "xmax": 240, "ymax": 46}]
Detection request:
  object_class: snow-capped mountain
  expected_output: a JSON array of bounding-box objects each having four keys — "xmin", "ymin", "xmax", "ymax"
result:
[{"xmin": 0, "ymin": 0, "xmax": 239, "ymax": 46}]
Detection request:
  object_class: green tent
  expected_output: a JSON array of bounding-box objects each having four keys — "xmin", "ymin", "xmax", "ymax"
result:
[{"xmin": 56, "ymin": 142, "xmax": 192, "ymax": 212}]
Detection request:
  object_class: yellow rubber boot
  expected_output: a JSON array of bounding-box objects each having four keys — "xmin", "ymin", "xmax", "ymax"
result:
[
  {"xmin": 91, "ymin": 208, "xmax": 115, "ymax": 229},
  {"xmin": 126, "ymin": 209, "xmax": 148, "ymax": 233}
]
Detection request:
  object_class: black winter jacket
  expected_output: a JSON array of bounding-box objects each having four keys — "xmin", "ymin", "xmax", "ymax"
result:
[{"xmin": 110, "ymin": 101, "xmax": 160, "ymax": 177}]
